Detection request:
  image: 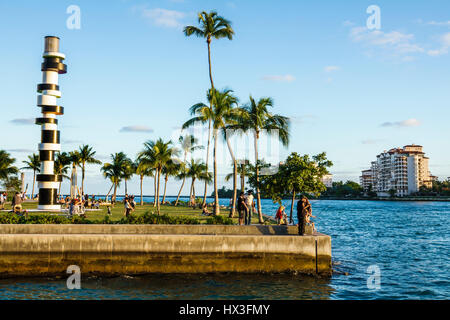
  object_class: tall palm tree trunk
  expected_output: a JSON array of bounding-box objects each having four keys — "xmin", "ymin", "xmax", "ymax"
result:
[
  {"xmin": 58, "ymin": 180, "xmax": 62, "ymax": 198},
  {"xmin": 124, "ymin": 179, "xmax": 128, "ymax": 195},
  {"xmin": 153, "ymin": 173, "xmax": 157, "ymax": 207},
  {"xmin": 175, "ymin": 152, "xmax": 188, "ymax": 207},
  {"xmin": 81, "ymin": 163, "xmax": 85, "ymax": 195},
  {"xmin": 156, "ymin": 168, "xmax": 161, "ymax": 214},
  {"xmin": 254, "ymin": 132, "xmax": 263, "ymax": 223},
  {"xmin": 225, "ymin": 136, "xmax": 237, "ymax": 218},
  {"xmin": 32, "ymin": 170, "xmax": 36, "ymax": 199},
  {"xmin": 189, "ymin": 179, "xmax": 194, "ymax": 206},
  {"xmin": 112, "ymin": 182, "xmax": 118, "ymax": 207},
  {"xmin": 240, "ymin": 165, "xmax": 245, "ymax": 193},
  {"xmin": 289, "ymin": 189, "xmax": 296, "ymax": 224},
  {"xmin": 231, "ymin": 161, "xmax": 237, "ymax": 218},
  {"xmin": 192, "ymin": 178, "xmax": 196, "ymax": 207},
  {"xmin": 140, "ymin": 175, "xmax": 144, "ymax": 206},
  {"xmin": 105, "ymin": 183, "xmax": 114, "ymax": 202},
  {"xmin": 202, "ymin": 119, "xmax": 211, "ymax": 206},
  {"xmin": 213, "ymin": 130, "xmax": 220, "ymax": 215},
  {"xmin": 202, "ymin": 37, "xmax": 215, "ymax": 207},
  {"xmin": 162, "ymin": 175, "xmax": 168, "ymax": 204},
  {"xmin": 175, "ymin": 177, "xmax": 186, "ymax": 207}
]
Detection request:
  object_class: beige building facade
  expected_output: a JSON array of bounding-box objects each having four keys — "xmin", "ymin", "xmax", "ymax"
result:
[{"xmin": 360, "ymin": 145, "xmax": 433, "ymax": 196}]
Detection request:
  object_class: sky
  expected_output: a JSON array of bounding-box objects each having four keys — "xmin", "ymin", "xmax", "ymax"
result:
[{"xmin": 1, "ymin": 0, "xmax": 449, "ymax": 196}]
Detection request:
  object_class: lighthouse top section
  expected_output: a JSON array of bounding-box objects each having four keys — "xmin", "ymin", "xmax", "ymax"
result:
[{"xmin": 43, "ymin": 36, "xmax": 67, "ymax": 61}]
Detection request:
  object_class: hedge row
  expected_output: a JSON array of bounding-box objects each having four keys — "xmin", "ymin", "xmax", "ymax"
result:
[{"xmin": 0, "ymin": 211, "xmax": 234, "ymax": 225}]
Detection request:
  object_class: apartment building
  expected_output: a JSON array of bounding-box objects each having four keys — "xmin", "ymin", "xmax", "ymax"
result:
[
  {"xmin": 322, "ymin": 174, "xmax": 333, "ymax": 188},
  {"xmin": 360, "ymin": 145, "xmax": 433, "ymax": 196}
]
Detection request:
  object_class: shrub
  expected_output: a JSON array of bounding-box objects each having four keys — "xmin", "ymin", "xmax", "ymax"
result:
[{"xmin": 206, "ymin": 215, "xmax": 234, "ymax": 225}]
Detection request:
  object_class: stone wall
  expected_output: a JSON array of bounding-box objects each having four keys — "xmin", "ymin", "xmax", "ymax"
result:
[{"xmin": 0, "ymin": 225, "xmax": 331, "ymax": 277}]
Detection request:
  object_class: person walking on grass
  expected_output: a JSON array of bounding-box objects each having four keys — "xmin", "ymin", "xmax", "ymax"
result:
[
  {"xmin": 245, "ymin": 190, "xmax": 255, "ymax": 225},
  {"xmin": 0, "ymin": 192, "xmax": 5, "ymax": 210},
  {"xmin": 124, "ymin": 196, "xmax": 133, "ymax": 218}
]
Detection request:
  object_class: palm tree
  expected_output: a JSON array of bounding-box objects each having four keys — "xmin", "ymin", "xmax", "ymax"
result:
[
  {"xmin": 184, "ymin": 11, "xmax": 234, "ymax": 206},
  {"xmin": 54, "ymin": 152, "xmax": 71, "ymax": 197},
  {"xmin": 21, "ymin": 153, "xmax": 40, "ymax": 199},
  {"xmin": 175, "ymin": 134, "xmax": 203, "ymax": 206},
  {"xmin": 0, "ymin": 150, "xmax": 18, "ymax": 182},
  {"xmin": 174, "ymin": 162, "xmax": 188, "ymax": 206},
  {"xmin": 69, "ymin": 151, "xmax": 81, "ymax": 198},
  {"xmin": 135, "ymin": 159, "xmax": 154, "ymax": 206},
  {"xmin": 226, "ymin": 160, "xmax": 251, "ymax": 194},
  {"xmin": 224, "ymin": 160, "xmax": 251, "ymax": 214},
  {"xmin": 78, "ymin": 145, "xmax": 102, "ymax": 195},
  {"xmin": 161, "ymin": 159, "xmax": 179, "ymax": 204},
  {"xmin": 138, "ymin": 139, "xmax": 177, "ymax": 214},
  {"xmin": 186, "ymin": 159, "xmax": 211, "ymax": 206},
  {"xmin": 183, "ymin": 88, "xmax": 238, "ymax": 214},
  {"xmin": 233, "ymin": 96, "xmax": 290, "ymax": 223},
  {"xmin": 101, "ymin": 152, "xmax": 129, "ymax": 205},
  {"xmin": 122, "ymin": 157, "xmax": 135, "ymax": 195}
]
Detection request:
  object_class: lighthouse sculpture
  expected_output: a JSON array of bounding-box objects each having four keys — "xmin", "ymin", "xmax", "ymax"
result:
[{"xmin": 35, "ymin": 36, "xmax": 67, "ymax": 210}]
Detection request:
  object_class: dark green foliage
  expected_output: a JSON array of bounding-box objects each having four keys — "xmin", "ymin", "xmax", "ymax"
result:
[
  {"xmin": 212, "ymin": 186, "xmax": 243, "ymax": 198},
  {"xmin": 206, "ymin": 215, "xmax": 234, "ymax": 225},
  {"xmin": 322, "ymin": 180, "xmax": 363, "ymax": 198},
  {"xmin": 0, "ymin": 212, "xmax": 203, "ymax": 225}
]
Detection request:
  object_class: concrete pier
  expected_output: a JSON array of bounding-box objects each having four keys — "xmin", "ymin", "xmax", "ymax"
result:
[{"xmin": 0, "ymin": 225, "xmax": 332, "ymax": 277}]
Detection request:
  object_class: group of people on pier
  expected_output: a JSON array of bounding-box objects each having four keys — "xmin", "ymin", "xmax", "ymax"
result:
[{"xmin": 274, "ymin": 195, "xmax": 316, "ymax": 235}]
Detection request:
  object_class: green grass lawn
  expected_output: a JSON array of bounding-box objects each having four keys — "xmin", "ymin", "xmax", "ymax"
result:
[{"xmin": 1, "ymin": 201, "xmax": 272, "ymax": 225}]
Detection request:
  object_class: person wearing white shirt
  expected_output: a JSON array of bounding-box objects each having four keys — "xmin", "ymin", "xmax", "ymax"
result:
[{"xmin": 245, "ymin": 190, "xmax": 255, "ymax": 225}]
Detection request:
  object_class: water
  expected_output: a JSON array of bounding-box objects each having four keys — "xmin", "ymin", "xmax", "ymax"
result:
[{"xmin": 0, "ymin": 199, "xmax": 448, "ymax": 300}]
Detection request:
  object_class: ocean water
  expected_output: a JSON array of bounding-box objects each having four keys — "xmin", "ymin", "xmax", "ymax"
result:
[{"xmin": 0, "ymin": 199, "xmax": 448, "ymax": 300}]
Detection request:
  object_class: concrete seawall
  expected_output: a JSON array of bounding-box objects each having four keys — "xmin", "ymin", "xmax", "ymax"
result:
[{"xmin": 0, "ymin": 225, "xmax": 332, "ymax": 277}]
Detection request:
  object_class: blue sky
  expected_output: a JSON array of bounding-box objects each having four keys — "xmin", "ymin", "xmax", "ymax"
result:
[{"xmin": 1, "ymin": 0, "xmax": 449, "ymax": 195}]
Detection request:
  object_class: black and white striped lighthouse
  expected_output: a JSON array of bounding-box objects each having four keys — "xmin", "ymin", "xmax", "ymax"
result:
[{"xmin": 35, "ymin": 36, "xmax": 67, "ymax": 210}]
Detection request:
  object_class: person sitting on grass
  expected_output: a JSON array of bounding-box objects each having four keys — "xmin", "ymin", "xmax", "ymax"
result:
[
  {"xmin": 305, "ymin": 210, "xmax": 316, "ymax": 232},
  {"xmin": 275, "ymin": 204, "xmax": 287, "ymax": 225},
  {"xmin": 202, "ymin": 204, "xmax": 211, "ymax": 216},
  {"xmin": 11, "ymin": 192, "xmax": 23, "ymax": 214}
]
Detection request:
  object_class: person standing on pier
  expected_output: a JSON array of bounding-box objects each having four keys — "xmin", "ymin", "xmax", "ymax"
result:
[
  {"xmin": 245, "ymin": 190, "xmax": 255, "ymax": 225},
  {"xmin": 237, "ymin": 192, "xmax": 247, "ymax": 225},
  {"xmin": 297, "ymin": 195, "xmax": 311, "ymax": 235}
]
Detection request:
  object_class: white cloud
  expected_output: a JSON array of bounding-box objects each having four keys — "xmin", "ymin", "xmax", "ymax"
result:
[
  {"xmin": 427, "ymin": 21, "xmax": 450, "ymax": 27},
  {"xmin": 324, "ymin": 66, "xmax": 340, "ymax": 73},
  {"xmin": 349, "ymin": 26, "xmax": 424, "ymax": 59},
  {"xmin": 381, "ymin": 118, "xmax": 421, "ymax": 128},
  {"xmin": 141, "ymin": 8, "xmax": 185, "ymax": 28},
  {"xmin": 10, "ymin": 118, "xmax": 34, "ymax": 125},
  {"xmin": 262, "ymin": 74, "xmax": 295, "ymax": 82},
  {"xmin": 120, "ymin": 125, "xmax": 154, "ymax": 133},
  {"xmin": 427, "ymin": 32, "xmax": 450, "ymax": 56},
  {"xmin": 342, "ymin": 20, "xmax": 355, "ymax": 27},
  {"xmin": 5, "ymin": 148, "xmax": 34, "ymax": 153}
]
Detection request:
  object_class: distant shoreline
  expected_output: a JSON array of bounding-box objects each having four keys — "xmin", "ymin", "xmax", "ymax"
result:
[{"xmin": 51, "ymin": 195, "xmax": 450, "ymax": 202}]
